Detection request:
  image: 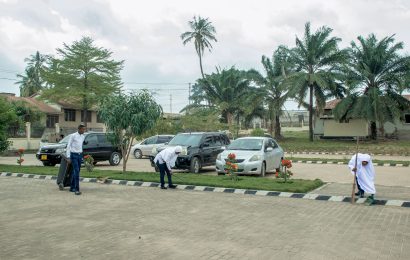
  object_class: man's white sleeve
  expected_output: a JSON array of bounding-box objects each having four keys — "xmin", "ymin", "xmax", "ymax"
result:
[{"xmin": 66, "ymin": 135, "xmax": 72, "ymax": 158}]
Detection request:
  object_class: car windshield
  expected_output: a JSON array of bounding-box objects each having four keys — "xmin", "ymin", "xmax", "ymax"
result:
[
  {"xmin": 228, "ymin": 139, "xmax": 263, "ymax": 151},
  {"xmin": 168, "ymin": 134, "xmax": 202, "ymax": 147},
  {"xmin": 59, "ymin": 135, "xmax": 71, "ymax": 144}
]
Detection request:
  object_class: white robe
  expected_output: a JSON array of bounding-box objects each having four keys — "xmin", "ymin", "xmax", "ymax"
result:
[
  {"xmin": 153, "ymin": 147, "xmax": 179, "ymax": 171},
  {"xmin": 348, "ymin": 153, "xmax": 376, "ymax": 194}
]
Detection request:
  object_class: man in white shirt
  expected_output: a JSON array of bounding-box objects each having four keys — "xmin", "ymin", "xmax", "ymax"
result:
[
  {"xmin": 66, "ymin": 124, "xmax": 86, "ymax": 195},
  {"xmin": 153, "ymin": 146, "xmax": 182, "ymax": 189}
]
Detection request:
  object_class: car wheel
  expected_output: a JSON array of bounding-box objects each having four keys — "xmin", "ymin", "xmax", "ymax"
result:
[
  {"xmin": 109, "ymin": 152, "xmax": 122, "ymax": 166},
  {"xmin": 93, "ymin": 161, "xmax": 98, "ymax": 166},
  {"xmin": 260, "ymin": 162, "xmax": 266, "ymax": 177},
  {"xmin": 43, "ymin": 162, "xmax": 56, "ymax": 167},
  {"xmin": 189, "ymin": 157, "xmax": 201, "ymax": 174},
  {"xmin": 134, "ymin": 149, "xmax": 143, "ymax": 159}
]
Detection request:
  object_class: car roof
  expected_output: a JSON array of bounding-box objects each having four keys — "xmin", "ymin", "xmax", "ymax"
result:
[
  {"xmin": 234, "ymin": 137, "xmax": 270, "ymax": 140},
  {"xmin": 176, "ymin": 132, "xmax": 226, "ymax": 135}
]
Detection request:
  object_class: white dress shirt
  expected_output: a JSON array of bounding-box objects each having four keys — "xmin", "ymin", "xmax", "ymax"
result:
[{"xmin": 66, "ymin": 132, "xmax": 86, "ymax": 158}]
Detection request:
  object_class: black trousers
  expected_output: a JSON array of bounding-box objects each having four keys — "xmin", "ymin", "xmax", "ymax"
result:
[{"xmin": 156, "ymin": 162, "xmax": 173, "ymax": 187}]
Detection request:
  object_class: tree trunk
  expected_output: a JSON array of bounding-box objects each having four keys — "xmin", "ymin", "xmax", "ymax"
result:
[
  {"xmin": 309, "ymin": 85, "xmax": 314, "ymax": 142},
  {"xmin": 370, "ymin": 121, "xmax": 377, "ymax": 140},
  {"xmin": 236, "ymin": 114, "xmax": 240, "ymax": 138},
  {"xmin": 274, "ymin": 114, "xmax": 281, "ymax": 139},
  {"xmin": 198, "ymin": 50, "xmax": 205, "ymax": 79}
]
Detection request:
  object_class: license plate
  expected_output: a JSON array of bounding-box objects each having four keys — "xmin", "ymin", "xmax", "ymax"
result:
[{"xmin": 41, "ymin": 155, "xmax": 47, "ymax": 160}]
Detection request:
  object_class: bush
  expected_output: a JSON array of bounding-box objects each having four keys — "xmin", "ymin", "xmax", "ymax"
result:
[{"xmin": 250, "ymin": 128, "xmax": 265, "ymax": 137}]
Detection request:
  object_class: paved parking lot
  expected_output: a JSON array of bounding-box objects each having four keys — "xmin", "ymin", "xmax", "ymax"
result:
[{"xmin": 1, "ymin": 176, "xmax": 410, "ymax": 259}]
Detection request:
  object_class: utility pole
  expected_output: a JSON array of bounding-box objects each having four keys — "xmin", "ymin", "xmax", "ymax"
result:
[
  {"xmin": 188, "ymin": 83, "xmax": 191, "ymax": 105},
  {"xmin": 170, "ymin": 94, "xmax": 172, "ymax": 115}
]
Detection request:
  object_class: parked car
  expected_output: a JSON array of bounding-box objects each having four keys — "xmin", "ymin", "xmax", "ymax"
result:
[
  {"xmin": 149, "ymin": 132, "xmax": 230, "ymax": 173},
  {"xmin": 130, "ymin": 135, "xmax": 174, "ymax": 159},
  {"xmin": 215, "ymin": 137, "xmax": 284, "ymax": 177},
  {"xmin": 36, "ymin": 132, "xmax": 122, "ymax": 166}
]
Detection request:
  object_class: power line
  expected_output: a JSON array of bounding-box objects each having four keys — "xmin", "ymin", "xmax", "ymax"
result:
[{"xmin": 0, "ymin": 77, "xmax": 17, "ymax": 81}]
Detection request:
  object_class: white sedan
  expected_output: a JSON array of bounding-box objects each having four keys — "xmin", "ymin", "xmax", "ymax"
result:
[{"xmin": 216, "ymin": 137, "xmax": 284, "ymax": 177}]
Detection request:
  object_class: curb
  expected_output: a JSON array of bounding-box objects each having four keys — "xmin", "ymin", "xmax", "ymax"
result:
[
  {"xmin": 292, "ymin": 160, "xmax": 409, "ymax": 167},
  {"xmin": 1, "ymin": 172, "xmax": 409, "ymax": 208},
  {"xmin": 286, "ymin": 152, "xmax": 402, "ymax": 156}
]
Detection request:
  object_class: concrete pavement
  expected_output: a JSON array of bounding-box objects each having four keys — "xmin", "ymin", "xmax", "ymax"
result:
[{"xmin": 1, "ymin": 177, "xmax": 410, "ymax": 260}]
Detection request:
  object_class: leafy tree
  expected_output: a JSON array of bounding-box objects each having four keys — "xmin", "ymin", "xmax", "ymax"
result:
[
  {"xmin": 289, "ymin": 22, "xmax": 347, "ymax": 141},
  {"xmin": 249, "ymin": 46, "xmax": 295, "ymax": 139},
  {"xmin": 98, "ymin": 91, "xmax": 162, "ymax": 173},
  {"xmin": 333, "ymin": 34, "xmax": 410, "ymax": 139},
  {"xmin": 180, "ymin": 107, "xmax": 227, "ymax": 132},
  {"xmin": 181, "ymin": 16, "xmax": 217, "ymax": 78},
  {"xmin": 0, "ymin": 97, "xmax": 18, "ymax": 152},
  {"xmin": 16, "ymin": 51, "xmax": 48, "ymax": 97},
  {"xmin": 42, "ymin": 37, "xmax": 124, "ymax": 126}
]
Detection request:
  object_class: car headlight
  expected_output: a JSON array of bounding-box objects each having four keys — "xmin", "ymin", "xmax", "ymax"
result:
[
  {"xmin": 182, "ymin": 147, "xmax": 188, "ymax": 155},
  {"xmin": 217, "ymin": 153, "xmax": 222, "ymax": 161},
  {"xmin": 249, "ymin": 154, "xmax": 262, "ymax": 162},
  {"xmin": 55, "ymin": 148, "xmax": 66, "ymax": 154}
]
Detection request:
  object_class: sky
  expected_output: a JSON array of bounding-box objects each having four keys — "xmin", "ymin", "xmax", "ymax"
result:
[{"xmin": 1, "ymin": 0, "xmax": 410, "ymax": 113}]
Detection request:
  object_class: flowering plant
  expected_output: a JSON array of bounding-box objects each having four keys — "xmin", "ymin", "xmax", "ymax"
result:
[
  {"xmin": 225, "ymin": 153, "xmax": 239, "ymax": 181},
  {"xmin": 16, "ymin": 148, "xmax": 25, "ymax": 166},
  {"xmin": 83, "ymin": 154, "xmax": 94, "ymax": 172},
  {"xmin": 275, "ymin": 159, "xmax": 293, "ymax": 182}
]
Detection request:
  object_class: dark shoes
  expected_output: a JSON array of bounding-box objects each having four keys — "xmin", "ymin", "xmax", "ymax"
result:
[
  {"xmin": 355, "ymin": 192, "xmax": 364, "ymax": 198},
  {"xmin": 161, "ymin": 186, "xmax": 167, "ymax": 190},
  {"xmin": 75, "ymin": 191, "xmax": 82, "ymax": 195},
  {"xmin": 168, "ymin": 184, "xmax": 177, "ymax": 189}
]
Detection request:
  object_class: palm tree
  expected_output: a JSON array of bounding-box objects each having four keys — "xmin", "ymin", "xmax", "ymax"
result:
[
  {"xmin": 333, "ymin": 34, "xmax": 410, "ymax": 139},
  {"xmin": 249, "ymin": 46, "xmax": 295, "ymax": 139},
  {"xmin": 181, "ymin": 16, "xmax": 217, "ymax": 78},
  {"xmin": 289, "ymin": 22, "xmax": 347, "ymax": 141},
  {"xmin": 16, "ymin": 51, "xmax": 48, "ymax": 97}
]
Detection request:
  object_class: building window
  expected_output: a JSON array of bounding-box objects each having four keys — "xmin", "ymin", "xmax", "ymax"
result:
[
  {"xmin": 404, "ymin": 114, "xmax": 410, "ymax": 124},
  {"xmin": 46, "ymin": 115, "xmax": 59, "ymax": 128},
  {"xmin": 64, "ymin": 109, "xmax": 76, "ymax": 122},
  {"xmin": 81, "ymin": 110, "xmax": 92, "ymax": 123}
]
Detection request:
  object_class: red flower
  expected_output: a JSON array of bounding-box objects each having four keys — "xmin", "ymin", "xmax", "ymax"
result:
[
  {"xmin": 84, "ymin": 155, "xmax": 90, "ymax": 159},
  {"xmin": 18, "ymin": 148, "xmax": 25, "ymax": 154},
  {"xmin": 228, "ymin": 153, "xmax": 236, "ymax": 160},
  {"xmin": 21, "ymin": 158, "xmax": 24, "ymax": 162},
  {"xmin": 275, "ymin": 172, "xmax": 279, "ymax": 177}
]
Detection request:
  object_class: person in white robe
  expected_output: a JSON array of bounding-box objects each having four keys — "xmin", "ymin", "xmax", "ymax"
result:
[
  {"xmin": 348, "ymin": 153, "xmax": 376, "ymax": 200},
  {"xmin": 154, "ymin": 146, "xmax": 182, "ymax": 189}
]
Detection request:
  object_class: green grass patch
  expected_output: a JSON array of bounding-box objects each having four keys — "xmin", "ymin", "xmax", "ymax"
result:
[
  {"xmin": 0, "ymin": 164, "xmax": 323, "ymax": 193},
  {"xmin": 281, "ymin": 131, "xmax": 410, "ymax": 155}
]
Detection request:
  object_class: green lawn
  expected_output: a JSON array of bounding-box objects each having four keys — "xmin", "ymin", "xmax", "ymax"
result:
[
  {"xmin": 280, "ymin": 131, "xmax": 410, "ymax": 155},
  {"xmin": 0, "ymin": 164, "xmax": 323, "ymax": 193}
]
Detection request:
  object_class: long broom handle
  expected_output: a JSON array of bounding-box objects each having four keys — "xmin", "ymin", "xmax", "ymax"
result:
[{"xmin": 351, "ymin": 137, "xmax": 359, "ymax": 204}]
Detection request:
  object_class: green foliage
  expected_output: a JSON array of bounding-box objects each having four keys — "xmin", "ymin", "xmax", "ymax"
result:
[
  {"xmin": 288, "ymin": 22, "xmax": 347, "ymax": 141},
  {"xmin": 181, "ymin": 108, "xmax": 227, "ymax": 132},
  {"xmin": 16, "ymin": 51, "xmax": 48, "ymax": 97},
  {"xmin": 334, "ymin": 34, "xmax": 410, "ymax": 139},
  {"xmin": 250, "ymin": 128, "xmax": 265, "ymax": 137},
  {"xmin": 181, "ymin": 16, "xmax": 217, "ymax": 78},
  {"xmin": 42, "ymin": 36, "xmax": 124, "ymax": 123},
  {"xmin": 0, "ymin": 97, "xmax": 18, "ymax": 152},
  {"xmin": 9, "ymin": 100, "xmax": 44, "ymax": 126},
  {"xmin": 143, "ymin": 118, "xmax": 182, "ymax": 138},
  {"xmin": 98, "ymin": 91, "xmax": 162, "ymax": 172}
]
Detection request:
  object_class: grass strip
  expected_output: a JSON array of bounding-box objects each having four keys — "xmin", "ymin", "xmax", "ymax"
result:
[{"xmin": 0, "ymin": 164, "xmax": 323, "ymax": 193}]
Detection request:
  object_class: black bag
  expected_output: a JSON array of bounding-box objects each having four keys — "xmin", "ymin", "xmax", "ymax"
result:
[{"xmin": 57, "ymin": 154, "xmax": 72, "ymax": 190}]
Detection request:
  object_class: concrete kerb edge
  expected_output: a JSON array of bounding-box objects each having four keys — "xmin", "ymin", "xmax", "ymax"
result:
[
  {"xmin": 1, "ymin": 172, "xmax": 409, "ymax": 208},
  {"xmin": 292, "ymin": 160, "xmax": 408, "ymax": 167}
]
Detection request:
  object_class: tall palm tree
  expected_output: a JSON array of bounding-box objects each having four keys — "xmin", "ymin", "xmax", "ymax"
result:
[
  {"xmin": 16, "ymin": 51, "xmax": 48, "ymax": 97},
  {"xmin": 289, "ymin": 22, "xmax": 347, "ymax": 141},
  {"xmin": 249, "ymin": 46, "xmax": 295, "ymax": 139},
  {"xmin": 181, "ymin": 16, "xmax": 217, "ymax": 79},
  {"xmin": 333, "ymin": 34, "xmax": 410, "ymax": 139}
]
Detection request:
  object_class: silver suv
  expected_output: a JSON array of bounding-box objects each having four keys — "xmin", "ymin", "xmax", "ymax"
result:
[{"xmin": 130, "ymin": 135, "xmax": 174, "ymax": 159}]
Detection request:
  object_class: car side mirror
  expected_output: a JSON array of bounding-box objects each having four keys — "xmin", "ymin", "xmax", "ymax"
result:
[
  {"xmin": 165, "ymin": 142, "xmax": 169, "ymax": 145},
  {"xmin": 266, "ymin": 147, "xmax": 273, "ymax": 152},
  {"xmin": 83, "ymin": 141, "xmax": 88, "ymax": 145},
  {"xmin": 221, "ymin": 146, "xmax": 226, "ymax": 150}
]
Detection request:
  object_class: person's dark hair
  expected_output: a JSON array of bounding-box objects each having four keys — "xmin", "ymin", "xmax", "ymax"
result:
[{"xmin": 78, "ymin": 124, "xmax": 86, "ymax": 129}]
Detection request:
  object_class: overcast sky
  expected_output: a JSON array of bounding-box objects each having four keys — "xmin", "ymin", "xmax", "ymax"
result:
[{"xmin": 1, "ymin": 0, "xmax": 409, "ymax": 112}]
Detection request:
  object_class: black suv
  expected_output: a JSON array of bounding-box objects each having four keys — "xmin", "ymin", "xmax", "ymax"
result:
[
  {"xmin": 149, "ymin": 132, "xmax": 230, "ymax": 173},
  {"xmin": 36, "ymin": 132, "xmax": 122, "ymax": 166}
]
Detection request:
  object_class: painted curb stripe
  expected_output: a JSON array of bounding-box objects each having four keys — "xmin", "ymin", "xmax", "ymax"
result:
[{"xmin": 1, "ymin": 172, "xmax": 409, "ymax": 208}]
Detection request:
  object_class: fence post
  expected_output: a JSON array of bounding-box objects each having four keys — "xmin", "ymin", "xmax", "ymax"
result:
[{"xmin": 26, "ymin": 122, "xmax": 31, "ymax": 150}]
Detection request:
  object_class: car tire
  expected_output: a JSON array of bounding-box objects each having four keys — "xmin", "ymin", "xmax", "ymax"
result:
[
  {"xmin": 260, "ymin": 162, "xmax": 266, "ymax": 177},
  {"xmin": 134, "ymin": 149, "xmax": 143, "ymax": 159},
  {"xmin": 189, "ymin": 157, "xmax": 201, "ymax": 174},
  {"xmin": 93, "ymin": 161, "xmax": 98, "ymax": 166},
  {"xmin": 109, "ymin": 152, "xmax": 122, "ymax": 166},
  {"xmin": 43, "ymin": 162, "xmax": 56, "ymax": 167}
]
